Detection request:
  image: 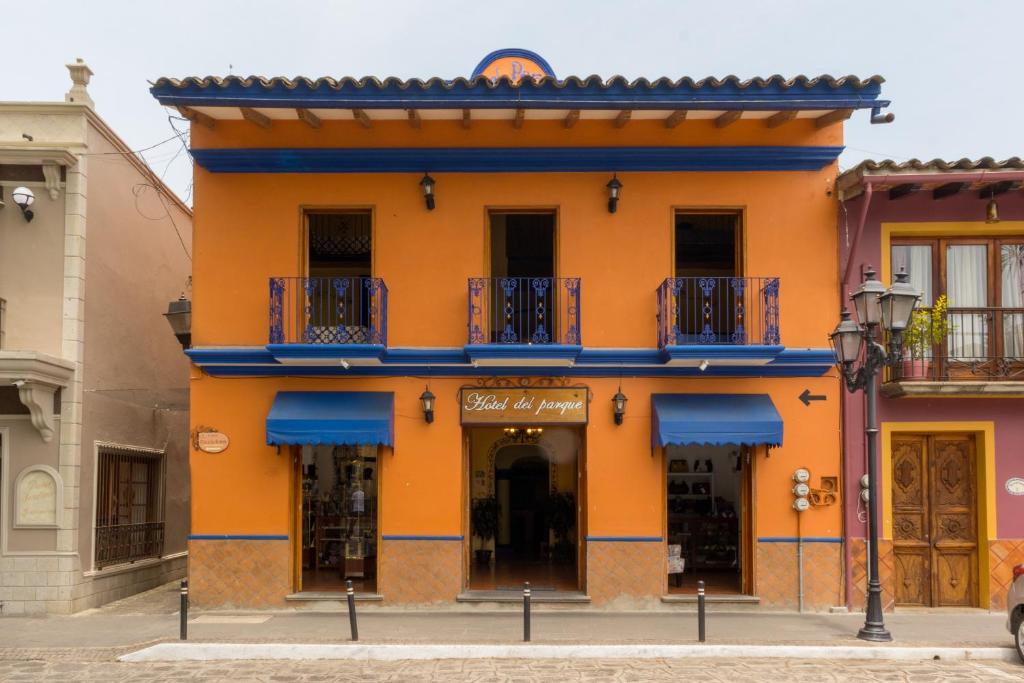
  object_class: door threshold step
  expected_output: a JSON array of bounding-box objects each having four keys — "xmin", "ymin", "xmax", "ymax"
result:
[
  {"xmin": 457, "ymin": 590, "xmax": 591, "ymax": 604},
  {"xmin": 285, "ymin": 592, "xmax": 383, "ymax": 602},
  {"xmin": 661, "ymin": 594, "xmax": 760, "ymax": 604}
]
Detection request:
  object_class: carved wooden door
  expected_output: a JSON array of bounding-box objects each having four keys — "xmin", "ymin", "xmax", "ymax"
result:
[
  {"xmin": 929, "ymin": 436, "xmax": 976, "ymax": 606},
  {"xmin": 892, "ymin": 436, "xmax": 931, "ymax": 606},
  {"xmin": 891, "ymin": 434, "xmax": 977, "ymax": 607}
]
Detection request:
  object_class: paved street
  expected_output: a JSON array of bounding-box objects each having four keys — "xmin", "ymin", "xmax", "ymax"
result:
[{"xmin": 0, "ymin": 656, "xmax": 1022, "ymax": 681}]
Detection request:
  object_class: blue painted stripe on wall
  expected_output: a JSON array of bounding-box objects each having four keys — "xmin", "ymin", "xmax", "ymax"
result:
[
  {"xmin": 586, "ymin": 536, "xmax": 663, "ymax": 543},
  {"xmin": 198, "ymin": 364, "xmax": 832, "ymax": 379},
  {"xmin": 190, "ymin": 146, "xmax": 844, "ymax": 174},
  {"xmin": 382, "ymin": 535, "xmax": 463, "ymax": 541},
  {"xmin": 757, "ymin": 536, "xmax": 843, "ymax": 543},
  {"xmin": 188, "ymin": 534, "xmax": 289, "ymax": 541}
]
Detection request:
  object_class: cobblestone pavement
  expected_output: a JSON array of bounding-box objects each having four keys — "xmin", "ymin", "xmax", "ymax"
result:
[{"xmin": 0, "ymin": 657, "xmax": 1021, "ymax": 681}]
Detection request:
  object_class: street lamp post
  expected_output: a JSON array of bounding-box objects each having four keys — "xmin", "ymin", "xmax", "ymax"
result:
[{"xmin": 830, "ymin": 266, "xmax": 919, "ymax": 643}]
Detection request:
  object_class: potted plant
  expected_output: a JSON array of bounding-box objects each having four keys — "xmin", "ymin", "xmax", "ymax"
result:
[
  {"xmin": 901, "ymin": 294, "xmax": 951, "ymax": 380},
  {"xmin": 470, "ymin": 496, "xmax": 499, "ymax": 564},
  {"xmin": 545, "ymin": 492, "xmax": 576, "ymax": 563}
]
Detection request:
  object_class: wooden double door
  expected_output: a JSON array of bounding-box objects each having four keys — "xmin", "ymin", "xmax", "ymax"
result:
[{"xmin": 891, "ymin": 434, "xmax": 978, "ymax": 607}]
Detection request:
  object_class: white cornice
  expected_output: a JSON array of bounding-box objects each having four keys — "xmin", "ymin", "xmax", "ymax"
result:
[{"xmin": 0, "ymin": 145, "xmax": 81, "ymax": 166}]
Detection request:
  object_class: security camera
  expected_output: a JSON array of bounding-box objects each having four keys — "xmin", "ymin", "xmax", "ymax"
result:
[{"xmin": 11, "ymin": 186, "xmax": 34, "ymax": 222}]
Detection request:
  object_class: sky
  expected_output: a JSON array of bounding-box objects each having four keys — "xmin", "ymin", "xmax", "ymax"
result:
[{"xmin": 3, "ymin": 0, "xmax": 1022, "ymax": 205}]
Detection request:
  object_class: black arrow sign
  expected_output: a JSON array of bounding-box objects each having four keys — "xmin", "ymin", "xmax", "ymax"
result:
[{"xmin": 799, "ymin": 389, "xmax": 826, "ymax": 406}]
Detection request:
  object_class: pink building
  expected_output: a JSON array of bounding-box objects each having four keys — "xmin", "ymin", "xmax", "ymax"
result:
[{"xmin": 837, "ymin": 158, "xmax": 1024, "ymax": 612}]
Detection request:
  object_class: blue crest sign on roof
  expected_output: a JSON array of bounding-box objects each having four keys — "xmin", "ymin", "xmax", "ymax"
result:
[{"xmin": 470, "ymin": 49, "xmax": 556, "ymax": 82}]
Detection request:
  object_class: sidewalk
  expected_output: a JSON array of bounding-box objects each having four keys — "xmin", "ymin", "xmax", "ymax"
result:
[{"xmin": 0, "ymin": 582, "xmax": 1013, "ymax": 652}]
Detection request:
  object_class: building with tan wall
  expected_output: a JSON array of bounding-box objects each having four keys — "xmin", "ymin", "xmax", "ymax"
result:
[{"xmin": 0, "ymin": 60, "xmax": 192, "ymax": 614}]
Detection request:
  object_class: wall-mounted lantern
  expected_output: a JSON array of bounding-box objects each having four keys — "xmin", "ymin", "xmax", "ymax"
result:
[
  {"xmin": 163, "ymin": 293, "xmax": 192, "ymax": 350},
  {"xmin": 419, "ymin": 386, "xmax": 436, "ymax": 424},
  {"xmin": 420, "ymin": 173, "xmax": 436, "ymax": 211},
  {"xmin": 611, "ymin": 388, "xmax": 627, "ymax": 425},
  {"xmin": 606, "ymin": 174, "xmax": 622, "ymax": 214},
  {"xmin": 12, "ymin": 186, "xmax": 34, "ymax": 222}
]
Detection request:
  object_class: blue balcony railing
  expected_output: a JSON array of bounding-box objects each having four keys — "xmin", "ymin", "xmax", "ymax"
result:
[
  {"xmin": 468, "ymin": 277, "xmax": 581, "ymax": 345},
  {"xmin": 269, "ymin": 276, "xmax": 387, "ymax": 345},
  {"xmin": 657, "ymin": 277, "xmax": 780, "ymax": 347}
]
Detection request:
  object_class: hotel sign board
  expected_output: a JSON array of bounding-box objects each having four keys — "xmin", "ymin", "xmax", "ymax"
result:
[{"xmin": 460, "ymin": 387, "xmax": 588, "ymax": 425}]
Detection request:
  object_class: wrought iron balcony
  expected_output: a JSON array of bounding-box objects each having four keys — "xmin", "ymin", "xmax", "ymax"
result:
[
  {"xmin": 885, "ymin": 307, "xmax": 1024, "ymax": 383},
  {"xmin": 468, "ymin": 277, "xmax": 581, "ymax": 345},
  {"xmin": 269, "ymin": 276, "xmax": 388, "ymax": 345},
  {"xmin": 657, "ymin": 277, "xmax": 780, "ymax": 347}
]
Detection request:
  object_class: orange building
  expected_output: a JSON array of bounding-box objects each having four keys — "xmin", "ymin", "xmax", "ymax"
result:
[{"xmin": 151, "ymin": 50, "xmax": 891, "ymax": 609}]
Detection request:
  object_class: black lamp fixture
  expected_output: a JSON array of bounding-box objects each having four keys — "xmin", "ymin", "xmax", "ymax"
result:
[
  {"xmin": 419, "ymin": 385, "xmax": 436, "ymax": 424},
  {"xmin": 606, "ymin": 174, "xmax": 623, "ymax": 214},
  {"xmin": 420, "ymin": 173, "xmax": 436, "ymax": 211},
  {"xmin": 163, "ymin": 293, "xmax": 192, "ymax": 350},
  {"xmin": 829, "ymin": 265, "xmax": 920, "ymax": 643},
  {"xmin": 611, "ymin": 385, "xmax": 627, "ymax": 425},
  {"xmin": 11, "ymin": 186, "xmax": 34, "ymax": 222}
]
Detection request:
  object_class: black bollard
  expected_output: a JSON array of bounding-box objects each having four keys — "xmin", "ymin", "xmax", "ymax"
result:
[
  {"xmin": 523, "ymin": 581, "xmax": 531, "ymax": 642},
  {"xmin": 346, "ymin": 580, "xmax": 359, "ymax": 641},
  {"xmin": 179, "ymin": 579, "xmax": 188, "ymax": 641},
  {"xmin": 697, "ymin": 579, "xmax": 706, "ymax": 643}
]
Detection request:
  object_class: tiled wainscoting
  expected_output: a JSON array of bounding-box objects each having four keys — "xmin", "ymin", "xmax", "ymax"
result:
[{"xmin": 188, "ymin": 539, "xmax": 290, "ymax": 608}]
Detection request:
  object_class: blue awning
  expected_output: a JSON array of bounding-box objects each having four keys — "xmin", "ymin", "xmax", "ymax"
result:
[
  {"xmin": 651, "ymin": 394, "xmax": 783, "ymax": 448},
  {"xmin": 266, "ymin": 392, "xmax": 393, "ymax": 446}
]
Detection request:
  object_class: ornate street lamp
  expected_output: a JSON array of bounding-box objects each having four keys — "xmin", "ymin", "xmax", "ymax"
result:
[{"xmin": 830, "ymin": 265, "xmax": 920, "ymax": 643}]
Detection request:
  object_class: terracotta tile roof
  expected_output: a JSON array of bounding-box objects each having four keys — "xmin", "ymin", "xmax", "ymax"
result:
[
  {"xmin": 846, "ymin": 157, "xmax": 1024, "ymax": 175},
  {"xmin": 151, "ymin": 73, "xmax": 885, "ymax": 92},
  {"xmin": 150, "ymin": 73, "xmax": 888, "ymax": 112}
]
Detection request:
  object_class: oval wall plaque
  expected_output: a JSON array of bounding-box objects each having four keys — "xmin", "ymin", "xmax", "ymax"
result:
[
  {"xmin": 197, "ymin": 431, "xmax": 230, "ymax": 454},
  {"xmin": 1006, "ymin": 477, "xmax": 1024, "ymax": 496}
]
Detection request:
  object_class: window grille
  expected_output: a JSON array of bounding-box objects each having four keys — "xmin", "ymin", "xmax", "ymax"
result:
[{"xmin": 94, "ymin": 447, "xmax": 165, "ymax": 568}]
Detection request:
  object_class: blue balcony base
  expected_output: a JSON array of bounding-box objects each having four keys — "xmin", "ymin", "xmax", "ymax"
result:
[
  {"xmin": 464, "ymin": 344, "xmax": 583, "ymax": 367},
  {"xmin": 267, "ymin": 343, "xmax": 386, "ymax": 366},
  {"xmin": 661, "ymin": 345, "xmax": 784, "ymax": 367}
]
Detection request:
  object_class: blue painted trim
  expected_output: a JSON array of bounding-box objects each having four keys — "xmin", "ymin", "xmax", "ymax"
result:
[
  {"xmin": 757, "ymin": 536, "xmax": 843, "ymax": 543},
  {"xmin": 190, "ymin": 146, "xmax": 845, "ymax": 174},
  {"xmin": 186, "ymin": 347, "xmax": 279, "ymax": 365},
  {"xmin": 198, "ymin": 364, "xmax": 832, "ymax": 378},
  {"xmin": 575, "ymin": 348, "xmax": 665, "ymax": 364},
  {"xmin": 768, "ymin": 348, "xmax": 836, "ymax": 365},
  {"xmin": 471, "ymin": 49, "xmax": 556, "ymax": 79},
  {"xmin": 186, "ymin": 346, "xmax": 835, "ymax": 378},
  {"xmin": 188, "ymin": 534, "xmax": 288, "ymax": 541},
  {"xmin": 465, "ymin": 344, "xmax": 582, "ymax": 364},
  {"xmin": 268, "ymin": 343, "xmax": 385, "ymax": 361},
  {"xmin": 586, "ymin": 536, "xmax": 663, "ymax": 542},
  {"xmin": 382, "ymin": 535, "xmax": 463, "ymax": 541},
  {"xmin": 151, "ymin": 78, "xmax": 885, "ymax": 111},
  {"xmin": 663, "ymin": 344, "xmax": 783, "ymax": 363}
]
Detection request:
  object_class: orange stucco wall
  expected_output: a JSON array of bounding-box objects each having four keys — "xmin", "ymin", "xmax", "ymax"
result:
[
  {"xmin": 190, "ymin": 375, "xmax": 840, "ymax": 541},
  {"xmin": 188, "ymin": 117, "xmax": 844, "ymax": 595}
]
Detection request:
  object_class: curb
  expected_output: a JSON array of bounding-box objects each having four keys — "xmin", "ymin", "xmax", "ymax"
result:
[{"xmin": 119, "ymin": 643, "xmax": 1021, "ymax": 664}]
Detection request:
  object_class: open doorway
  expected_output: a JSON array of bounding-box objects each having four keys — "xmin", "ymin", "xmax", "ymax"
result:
[
  {"xmin": 303, "ymin": 211, "xmax": 374, "ymax": 343},
  {"xmin": 468, "ymin": 426, "xmax": 579, "ymax": 592},
  {"xmin": 673, "ymin": 212, "xmax": 744, "ymax": 343},
  {"xmin": 666, "ymin": 444, "xmax": 750, "ymax": 595},
  {"xmin": 486, "ymin": 211, "xmax": 556, "ymax": 344},
  {"xmin": 299, "ymin": 444, "xmax": 378, "ymax": 593}
]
